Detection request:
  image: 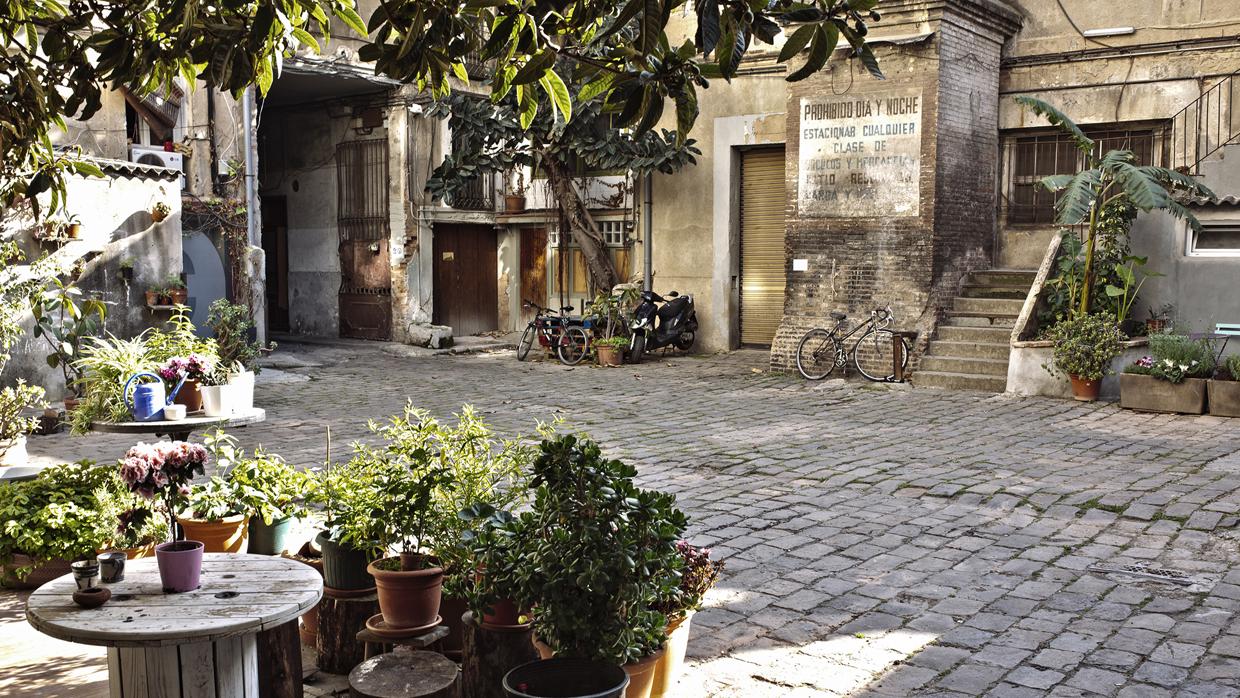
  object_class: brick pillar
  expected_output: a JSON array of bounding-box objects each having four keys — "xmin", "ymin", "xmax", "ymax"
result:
[{"xmin": 771, "ymin": 0, "xmax": 1021, "ymax": 371}]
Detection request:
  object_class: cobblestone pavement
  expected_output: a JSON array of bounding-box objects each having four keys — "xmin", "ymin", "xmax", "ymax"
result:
[{"xmin": 11, "ymin": 341, "xmax": 1240, "ymax": 697}]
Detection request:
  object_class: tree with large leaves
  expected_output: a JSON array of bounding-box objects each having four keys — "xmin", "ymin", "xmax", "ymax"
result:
[{"xmin": 1016, "ymin": 96, "xmax": 1216, "ymax": 318}]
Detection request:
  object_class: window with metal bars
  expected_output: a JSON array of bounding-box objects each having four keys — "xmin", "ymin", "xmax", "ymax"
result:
[
  {"xmin": 1002, "ymin": 126, "xmax": 1161, "ymax": 225},
  {"xmin": 336, "ymin": 139, "xmax": 390, "ymax": 242}
]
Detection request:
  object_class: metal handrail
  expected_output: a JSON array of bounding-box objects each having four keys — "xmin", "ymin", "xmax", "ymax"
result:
[{"xmin": 1164, "ymin": 70, "xmax": 1240, "ymax": 174}]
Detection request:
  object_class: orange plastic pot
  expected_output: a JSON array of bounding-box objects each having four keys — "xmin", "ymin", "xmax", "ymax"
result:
[
  {"xmin": 650, "ymin": 611, "xmax": 694, "ymax": 698},
  {"xmin": 178, "ymin": 514, "xmax": 249, "ymax": 553}
]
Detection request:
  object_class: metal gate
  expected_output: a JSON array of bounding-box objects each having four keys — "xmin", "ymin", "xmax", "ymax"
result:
[
  {"xmin": 739, "ymin": 148, "xmax": 787, "ymax": 345},
  {"xmin": 336, "ymin": 139, "xmax": 391, "ymax": 340}
]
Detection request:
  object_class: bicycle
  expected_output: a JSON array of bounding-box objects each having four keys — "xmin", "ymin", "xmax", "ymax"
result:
[
  {"xmin": 516, "ymin": 301, "xmax": 590, "ymax": 365},
  {"xmin": 795, "ymin": 305, "xmax": 910, "ymax": 381}
]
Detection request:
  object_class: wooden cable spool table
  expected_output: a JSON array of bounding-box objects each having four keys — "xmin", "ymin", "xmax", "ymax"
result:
[
  {"xmin": 25, "ymin": 553, "xmax": 321, "ymax": 698},
  {"xmin": 90, "ymin": 408, "xmax": 266, "ymax": 442}
]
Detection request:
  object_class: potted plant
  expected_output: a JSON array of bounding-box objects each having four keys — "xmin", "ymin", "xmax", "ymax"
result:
[
  {"xmin": 1209, "ymin": 354, "xmax": 1240, "ymax": 418},
  {"xmin": 165, "ymin": 274, "xmax": 187, "ymax": 305},
  {"xmin": 593, "ymin": 336, "xmax": 628, "ymax": 367},
  {"xmin": 144, "ymin": 285, "xmax": 164, "ymax": 306},
  {"xmin": 1120, "ymin": 334, "xmax": 1215, "ymax": 414},
  {"xmin": 0, "ymin": 461, "xmax": 155, "ymax": 588},
  {"xmin": 502, "ymin": 435, "xmax": 687, "ymax": 698},
  {"xmin": 64, "ymin": 214, "xmax": 82, "ymax": 239},
  {"xmin": 505, "ymin": 171, "xmax": 527, "ymax": 212},
  {"xmin": 177, "ymin": 476, "xmax": 250, "ymax": 553},
  {"xmin": 199, "ymin": 362, "xmax": 239, "ymax": 417},
  {"xmin": 158, "ymin": 354, "xmax": 213, "ymax": 414},
  {"xmin": 151, "ymin": 201, "xmax": 171, "ymax": 223},
  {"xmin": 212, "ymin": 429, "xmax": 311, "ymax": 555},
  {"xmin": 309, "ymin": 455, "xmax": 380, "ymax": 592},
  {"xmin": 29, "ymin": 276, "xmax": 107, "ymax": 410},
  {"xmin": 119, "ymin": 258, "xmax": 135, "ymax": 283},
  {"xmin": 1043, "ymin": 312, "xmax": 1126, "ymax": 401},
  {"xmin": 118, "ymin": 440, "xmax": 210, "ymax": 593},
  {"xmin": 1146, "ymin": 303, "xmax": 1174, "ymax": 334},
  {"xmin": 461, "ymin": 504, "xmax": 531, "ymax": 629},
  {"xmin": 1103, "ymin": 255, "xmax": 1161, "ymax": 338},
  {"xmin": 649, "ymin": 543, "xmax": 723, "ymax": 698},
  {"xmin": 207, "ymin": 299, "xmax": 275, "ymax": 413},
  {"xmin": 0, "ymin": 381, "xmax": 44, "ymax": 468}
]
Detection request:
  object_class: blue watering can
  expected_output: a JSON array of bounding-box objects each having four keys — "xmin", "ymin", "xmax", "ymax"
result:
[{"xmin": 123, "ymin": 372, "xmax": 186, "ymax": 422}]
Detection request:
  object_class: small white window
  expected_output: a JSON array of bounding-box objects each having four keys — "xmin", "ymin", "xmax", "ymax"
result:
[
  {"xmin": 1188, "ymin": 221, "xmax": 1240, "ymax": 257},
  {"xmin": 549, "ymin": 222, "xmax": 626, "ymax": 248}
]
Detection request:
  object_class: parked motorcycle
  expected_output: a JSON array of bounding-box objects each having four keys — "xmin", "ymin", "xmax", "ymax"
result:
[{"xmin": 629, "ymin": 290, "xmax": 698, "ymax": 364}]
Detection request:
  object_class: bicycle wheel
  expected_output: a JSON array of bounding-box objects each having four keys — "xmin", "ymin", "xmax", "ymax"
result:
[
  {"xmin": 557, "ymin": 326, "xmax": 590, "ymax": 365},
  {"xmin": 516, "ymin": 324, "xmax": 536, "ymax": 361},
  {"xmin": 796, "ymin": 329, "xmax": 841, "ymax": 380},
  {"xmin": 852, "ymin": 328, "xmax": 909, "ymax": 382}
]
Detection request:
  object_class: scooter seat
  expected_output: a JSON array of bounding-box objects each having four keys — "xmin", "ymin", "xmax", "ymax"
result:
[
  {"xmin": 830, "ymin": 311, "xmax": 847, "ymax": 321},
  {"xmin": 561, "ymin": 305, "xmax": 574, "ymax": 313}
]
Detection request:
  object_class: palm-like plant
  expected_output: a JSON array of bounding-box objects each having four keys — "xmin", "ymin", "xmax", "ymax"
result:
[{"xmin": 1015, "ymin": 97, "xmax": 1217, "ymax": 317}]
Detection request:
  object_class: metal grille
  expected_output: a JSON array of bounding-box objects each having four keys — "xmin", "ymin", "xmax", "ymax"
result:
[
  {"xmin": 739, "ymin": 148, "xmax": 787, "ymax": 346},
  {"xmin": 1001, "ymin": 127, "xmax": 1162, "ymax": 225},
  {"xmin": 336, "ymin": 139, "xmax": 390, "ymax": 242},
  {"xmin": 447, "ymin": 173, "xmax": 494, "ymax": 211}
]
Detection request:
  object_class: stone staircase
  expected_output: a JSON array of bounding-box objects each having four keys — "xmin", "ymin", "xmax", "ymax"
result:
[{"xmin": 912, "ymin": 269, "xmax": 1036, "ymax": 393}]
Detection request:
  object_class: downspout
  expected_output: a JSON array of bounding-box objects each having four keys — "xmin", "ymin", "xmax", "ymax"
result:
[
  {"xmin": 207, "ymin": 85, "xmax": 220, "ymax": 195},
  {"xmin": 241, "ymin": 87, "xmax": 264, "ymax": 343},
  {"xmin": 642, "ymin": 172, "xmax": 653, "ymax": 292}
]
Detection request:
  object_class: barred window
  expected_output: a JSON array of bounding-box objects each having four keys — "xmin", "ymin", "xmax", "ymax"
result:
[{"xmin": 1003, "ymin": 126, "xmax": 1159, "ymax": 225}]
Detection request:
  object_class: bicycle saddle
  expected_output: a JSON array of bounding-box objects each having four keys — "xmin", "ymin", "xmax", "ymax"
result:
[
  {"xmin": 830, "ymin": 311, "xmax": 847, "ymax": 321},
  {"xmin": 561, "ymin": 305, "xmax": 574, "ymax": 313}
]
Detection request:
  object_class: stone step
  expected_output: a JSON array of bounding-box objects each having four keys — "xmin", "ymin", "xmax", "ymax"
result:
[
  {"xmin": 968, "ymin": 269, "xmax": 1037, "ymax": 287},
  {"xmin": 960, "ymin": 283, "xmax": 1030, "ymax": 300},
  {"xmin": 951, "ymin": 296, "xmax": 1026, "ymax": 316},
  {"xmin": 919, "ymin": 355, "xmax": 1010, "ymax": 376},
  {"xmin": 925, "ymin": 340, "xmax": 1011, "ymax": 360},
  {"xmin": 942, "ymin": 312, "xmax": 1018, "ymax": 329},
  {"xmin": 912, "ymin": 370, "xmax": 1008, "ymax": 393},
  {"xmin": 936, "ymin": 325, "xmax": 1012, "ymax": 344}
]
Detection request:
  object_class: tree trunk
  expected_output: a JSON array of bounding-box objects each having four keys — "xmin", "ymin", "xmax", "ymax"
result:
[
  {"xmin": 1079, "ymin": 201, "xmax": 1101, "ymax": 317},
  {"xmin": 257, "ymin": 620, "xmax": 303, "ymax": 698},
  {"xmin": 540, "ymin": 155, "xmax": 621, "ymax": 291},
  {"xmin": 317, "ymin": 592, "xmax": 380, "ymax": 674},
  {"xmin": 460, "ymin": 612, "xmax": 537, "ymax": 698}
]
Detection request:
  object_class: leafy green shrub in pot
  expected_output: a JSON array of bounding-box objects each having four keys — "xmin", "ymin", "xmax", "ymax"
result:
[
  {"xmin": 208, "ymin": 429, "xmax": 309, "ymax": 555},
  {"xmin": 507, "ymin": 435, "xmax": 687, "ymax": 668},
  {"xmin": 178, "ymin": 476, "xmax": 250, "ymax": 553},
  {"xmin": 1226, "ymin": 355, "xmax": 1240, "ymax": 382},
  {"xmin": 0, "ymin": 461, "xmax": 164, "ymax": 586},
  {"xmin": 1043, "ymin": 313, "xmax": 1126, "ymax": 400},
  {"xmin": 207, "ymin": 298, "xmax": 275, "ymax": 374},
  {"xmin": 461, "ymin": 503, "xmax": 528, "ymax": 627}
]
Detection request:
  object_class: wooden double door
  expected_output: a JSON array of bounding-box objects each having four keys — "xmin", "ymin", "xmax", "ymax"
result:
[{"xmin": 433, "ymin": 224, "xmax": 498, "ymax": 336}]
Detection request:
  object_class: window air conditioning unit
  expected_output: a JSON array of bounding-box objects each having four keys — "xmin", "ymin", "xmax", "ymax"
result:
[{"xmin": 129, "ymin": 146, "xmax": 185, "ymax": 190}]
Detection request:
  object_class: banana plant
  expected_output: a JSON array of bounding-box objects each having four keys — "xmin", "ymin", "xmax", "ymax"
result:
[{"xmin": 1015, "ymin": 96, "xmax": 1216, "ymax": 318}]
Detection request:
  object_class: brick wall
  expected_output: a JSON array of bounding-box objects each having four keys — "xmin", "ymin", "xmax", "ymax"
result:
[{"xmin": 769, "ymin": 0, "xmax": 1020, "ymax": 372}]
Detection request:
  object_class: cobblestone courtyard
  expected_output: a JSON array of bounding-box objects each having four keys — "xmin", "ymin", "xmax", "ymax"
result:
[{"xmin": 6, "ymin": 341, "xmax": 1240, "ymax": 697}]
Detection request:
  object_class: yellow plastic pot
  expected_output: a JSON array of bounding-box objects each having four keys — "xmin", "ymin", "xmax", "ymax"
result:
[{"xmin": 650, "ymin": 611, "xmax": 695, "ymax": 698}]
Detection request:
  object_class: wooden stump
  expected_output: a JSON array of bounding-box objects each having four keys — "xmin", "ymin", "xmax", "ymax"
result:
[
  {"xmin": 349, "ymin": 649, "xmax": 460, "ymax": 698},
  {"xmin": 317, "ymin": 592, "xmax": 380, "ymax": 674},
  {"xmin": 461, "ymin": 612, "xmax": 537, "ymax": 698},
  {"xmin": 258, "ymin": 620, "xmax": 303, "ymax": 698}
]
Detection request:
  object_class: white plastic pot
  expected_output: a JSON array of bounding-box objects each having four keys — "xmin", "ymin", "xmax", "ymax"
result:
[
  {"xmin": 228, "ymin": 370, "xmax": 255, "ymax": 413},
  {"xmin": 201, "ymin": 384, "xmax": 238, "ymax": 417},
  {"xmin": 0, "ymin": 435, "xmax": 28, "ymax": 467}
]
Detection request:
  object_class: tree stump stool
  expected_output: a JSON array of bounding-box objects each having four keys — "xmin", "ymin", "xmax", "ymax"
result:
[
  {"xmin": 460, "ymin": 612, "xmax": 538, "ymax": 698},
  {"xmin": 349, "ymin": 648, "xmax": 460, "ymax": 698},
  {"xmin": 317, "ymin": 591, "xmax": 380, "ymax": 674}
]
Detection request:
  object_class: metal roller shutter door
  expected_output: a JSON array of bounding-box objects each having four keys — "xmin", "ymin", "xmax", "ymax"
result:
[{"xmin": 739, "ymin": 148, "xmax": 787, "ymax": 345}]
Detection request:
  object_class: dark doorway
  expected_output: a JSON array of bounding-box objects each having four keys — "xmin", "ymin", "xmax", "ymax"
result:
[
  {"xmin": 261, "ymin": 196, "xmax": 290, "ymax": 332},
  {"xmin": 433, "ymin": 224, "xmax": 498, "ymax": 336},
  {"xmin": 336, "ymin": 139, "xmax": 392, "ymax": 341},
  {"xmin": 519, "ymin": 227, "xmax": 548, "ymax": 324}
]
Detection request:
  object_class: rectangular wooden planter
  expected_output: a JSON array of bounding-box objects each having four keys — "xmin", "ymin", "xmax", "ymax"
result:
[
  {"xmin": 1208, "ymin": 379, "xmax": 1240, "ymax": 417},
  {"xmin": 1119, "ymin": 373, "xmax": 1207, "ymax": 414}
]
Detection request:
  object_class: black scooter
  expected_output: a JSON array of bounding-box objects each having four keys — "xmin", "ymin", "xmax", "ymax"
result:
[{"xmin": 629, "ymin": 290, "xmax": 698, "ymax": 364}]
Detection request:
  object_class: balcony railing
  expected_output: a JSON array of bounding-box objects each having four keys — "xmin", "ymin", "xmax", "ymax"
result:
[{"xmin": 446, "ymin": 173, "xmax": 494, "ymax": 211}]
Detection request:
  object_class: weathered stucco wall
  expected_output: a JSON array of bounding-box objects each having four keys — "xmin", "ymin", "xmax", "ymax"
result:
[{"xmin": 3, "ymin": 172, "xmax": 182, "ymax": 401}]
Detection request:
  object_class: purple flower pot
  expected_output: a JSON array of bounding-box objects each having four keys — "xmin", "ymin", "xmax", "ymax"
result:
[{"xmin": 156, "ymin": 540, "xmax": 204, "ymax": 593}]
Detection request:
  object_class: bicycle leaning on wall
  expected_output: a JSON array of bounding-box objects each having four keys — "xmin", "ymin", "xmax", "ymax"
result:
[{"xmin": 795, "ymin": 305, "xmax": 910, "ymax": 382}]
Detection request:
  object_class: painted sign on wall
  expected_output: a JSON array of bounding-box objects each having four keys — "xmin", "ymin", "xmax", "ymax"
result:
[{"xmin": 797, "ymin": 90, "xmax": 922, "ymax": 218}]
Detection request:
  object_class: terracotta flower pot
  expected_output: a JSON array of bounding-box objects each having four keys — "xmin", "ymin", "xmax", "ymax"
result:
[
  {"xmin": 595, "ymin": 345, "xmax": 623, "ymax": 367},
  {"xmin": 650, "ymin": 611, "xmax": 694, "ymax": 698},
  {"xmin": 169, "ymin": 288, "xmax": 188, "ymax": 306},
  {"xmin": 178, "ymin": 514, "xmax": 249, "ymax": 553},
  {"xmin": 483, "ymin": 597, "xmax": 527, "ymax": 628},
  {"xmin": 440, "ymin": 596, "xmax": 468, "ymax": 657},
  {"xmin": 174, "ymin": 378, "xmax": 203, "ymax": 413},
  {"xmin": 368, "ymin": 555, "xmax": 445, "ymax": 630},
  {"xmin": 284, "ymin": 542, "xmax": 324, "ymax": 646},
  {"xmin": 145, "ymin": 290, "xmax": 160, "ymax": 306},
  {"xmin": 1068, "ymin": 374, "xmax": 1101, "ymax": 402},
  {"xmin": 622, "ymin": 648, "xmax": 666, "ymax": 698},
  {"xmin": 504, "ymin": 194, "xmax": 527, "ymax": 213}
]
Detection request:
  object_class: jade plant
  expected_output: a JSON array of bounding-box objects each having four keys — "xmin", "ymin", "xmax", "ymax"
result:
[
  {"xmin": 1044, "ymin": 312, "xmax": 1126, "ymax": 381},
  {"xmin": 500, "ymin": 434, "xmax": 687, "ymax": 664}
]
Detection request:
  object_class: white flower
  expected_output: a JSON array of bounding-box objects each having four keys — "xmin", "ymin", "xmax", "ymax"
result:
[{"xmin": 1179, "ymin": 364, "xmax": 1189, "ymax": 372}]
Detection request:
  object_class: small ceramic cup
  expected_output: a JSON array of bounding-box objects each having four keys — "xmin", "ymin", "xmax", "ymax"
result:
[
  {"xmin": 70, "ymin": 560, "xmax": 99, "ymax": 591},
  {"xmin": 97, "ymin": 551, "xmax": 127, "ymax": 583},
  {"xmin": 163, "ymin": 403, "xmax": 187, "ymax": 421}
]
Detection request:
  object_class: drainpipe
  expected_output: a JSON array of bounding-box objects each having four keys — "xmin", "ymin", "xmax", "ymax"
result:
[
  {"xmin": 240, "ymin": 87, "xmax": 265, "ymax": 344},
  {"xmin": 642, "ymin": 172, "xmax": 653, "ymax": 292}
]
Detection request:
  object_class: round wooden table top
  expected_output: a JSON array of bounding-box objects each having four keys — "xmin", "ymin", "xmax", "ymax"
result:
[
  {"xmin": 90, "ymin": 408, "xmax": 267, "ymax": 435},
  {"xmin": 25, "ymin": 553, "xmax": 321, "ymax": 648}
]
